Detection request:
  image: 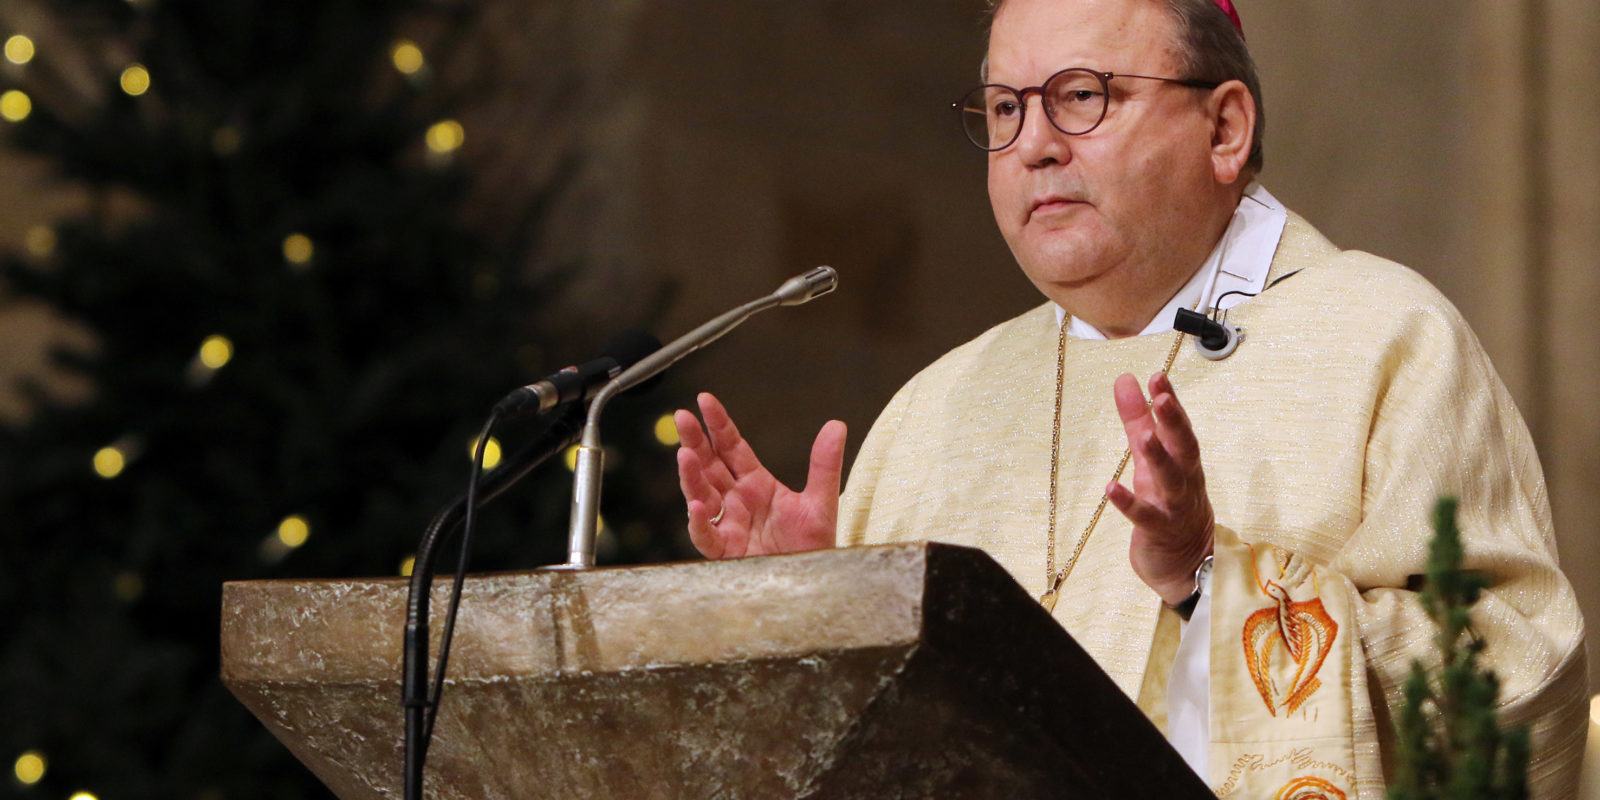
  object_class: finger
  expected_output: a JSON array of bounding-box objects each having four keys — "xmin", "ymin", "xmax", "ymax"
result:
[
  {"xmin": 696, "ymin": 491, "xmax": 756, "ymax": 558},
  {"xmin": 1113, "ymin": 373, "xmax": 1157, "ymax": 453},
  {"xmin": 1133, "ymin": 427, "xmax": 1188, "ymax": 495},
  {"xmin": 697, "ymin": 392, "xmax": 766, "ymax": 479},
  {"xmin": 1114, "ymin": 373, "xmax": 1153, "ymax": 428},
  {"xmin": 674, "ymin": 408, "xmax": 709, "ymax": 451},
  {"xmin": 803, "ymin": 420, "xmax": 848, "ymax": 499},
  {"xmin": 676, "ymin": 446, "xmax": 723, "ymax": 511},
  {"xmin": 1106, "ymin": 480, "xmax": 1173, "ymax": 532},
  {"xmin": 685, "ymin": 497, "xmax": 727, "ymax": 559},
  {"xmin": 676, "ymin": 407, "xmax": 736, "ymax": 489},
  {"xmin": 1149, "ymin": 378, "xmax": 1202, "ymax": 468}
]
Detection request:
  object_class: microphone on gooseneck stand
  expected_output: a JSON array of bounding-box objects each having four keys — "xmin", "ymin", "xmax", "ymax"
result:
[
  {"xmin": 402, "ymin": 329, "xmax": 662, "ymax": 800},
  {"xmin": 559, "ymin": 265, "xmax": 839, "ymax": 571},
  {"xmin": 402, "ymin": 265, "xmax": 838, "ymax": 798},
  {"xmin": 493, "ymin": 329, "xmax": 662, "ymax": 420}
]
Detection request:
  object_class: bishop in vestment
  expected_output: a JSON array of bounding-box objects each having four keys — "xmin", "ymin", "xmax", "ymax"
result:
[{"xmin": 673, "ymin": 0, "xmax": 1589, "ymax": 796}]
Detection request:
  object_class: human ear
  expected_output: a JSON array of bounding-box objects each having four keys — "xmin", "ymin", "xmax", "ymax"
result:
[{"xmin": 1208, "ymin": 80, "xmax": 1255, "ymax": 185}]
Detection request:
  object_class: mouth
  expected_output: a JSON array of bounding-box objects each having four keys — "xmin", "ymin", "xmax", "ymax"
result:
[{"xmin": 1028, "ymin": 195, "xmax": 1084, "ymax": 220}]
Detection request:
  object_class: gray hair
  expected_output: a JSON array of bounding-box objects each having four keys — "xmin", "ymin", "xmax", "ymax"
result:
[{"xmin": 983, "ymin": 0, "xmax": 1266, "ymax": 173}]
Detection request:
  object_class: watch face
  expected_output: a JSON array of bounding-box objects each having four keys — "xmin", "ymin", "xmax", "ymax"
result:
[{"xmin": 1196, "ymin": 555, "xmax": 1215, "ymax": 592}]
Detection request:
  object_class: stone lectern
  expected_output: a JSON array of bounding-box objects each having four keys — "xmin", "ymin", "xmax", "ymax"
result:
[{"xmin": 221, "ymin": 542, "xmax": 1212, "ymax": 799}]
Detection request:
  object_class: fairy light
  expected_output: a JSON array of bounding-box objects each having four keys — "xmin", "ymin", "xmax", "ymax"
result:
[
  {"xmin": 563, "ymin": 444, "xmax": 579, "ymax": 472},
  {"xmin": 113, "ymin": 571, "xmax": 144, "ymax": 602},
  {"xmin": 468, "ymin": 436, "xmax": 502, "ymax": 470},
  {"xmin": 277, "ymin": 515, "xmax": 310, "ymax": 548},
  {"xmin": 472, "ymin": 271, "xmax": 498, "ymax": 298},
  {"xmin": 93, "ymin": 446, "xmax": 127, "ymax": 479},
  {"xmin": 653, "ymin": 414, "xmax": 680, "ymax": 446},
  {"xmin": 120, "ymin": 64, "xmax": 151, "ymax": 96},
  {"xmin": 0, "ymin": 89, "xmax": 31, "ymax": 122},
  {"xmin": 24, "ymin": 225, "xmax": 56, "ymax": 257},
  {"xmin": 211, "ymin": 126, "xmax": 241, "ymax": 156},
  {"xmin": 69, "ymin": 792, "xmax": 98, "ymax": 800},
  {"xmin": 13, "ymin": 751, "xmax": 45, "ymax": 784},
  {"xmin": 198, "ymin": 334, "xmax": 234, "ymax": 370},
  {"xmin": 391, "ymin": 40, "xmax": 424, "ymax": 75},
  {"xmin": 282, "ymin": 233, "xmax": 313, "ymax": 266},
  {"xmin": 424, "ymin": 119, "xmax": 464, "ymax": 154},
  {"xmin": 3, "ymin": 34, "xmax": 34, "ymax": 65}
]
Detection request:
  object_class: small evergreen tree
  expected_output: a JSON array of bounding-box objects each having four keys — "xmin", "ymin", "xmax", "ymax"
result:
[{"xmin": 1388, "ymin": 497, "xmax": 1530, "ymax": 800}]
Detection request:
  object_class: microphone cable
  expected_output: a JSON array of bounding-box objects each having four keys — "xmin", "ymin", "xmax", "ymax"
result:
[
  {"xmin": 426, "ymin": 405, "xmax": 499, "ymax": 745},
  {"xmin": 403, "ymin": 403, "xmax": 586, "ymax": 799}
]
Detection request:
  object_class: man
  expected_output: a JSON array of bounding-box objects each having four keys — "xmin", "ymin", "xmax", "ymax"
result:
[{"xmin": 673, "ymin": 0, "xmax": 1588, "ymax": 796}]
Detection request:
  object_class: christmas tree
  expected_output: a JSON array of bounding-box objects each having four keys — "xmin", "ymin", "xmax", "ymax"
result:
[
  {"xmin": 1388, "ymin": 498, "xmax": 1531, "ymax": 800},
  {"xmin": 0, "ymin": 1, "xmax": 686, "ymax": 797}
]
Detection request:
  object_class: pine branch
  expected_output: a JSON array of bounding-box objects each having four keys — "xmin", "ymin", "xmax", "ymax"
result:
[{"xmin": 1386, "ymin": 497, "xmax": 1530, "ymax": 800}]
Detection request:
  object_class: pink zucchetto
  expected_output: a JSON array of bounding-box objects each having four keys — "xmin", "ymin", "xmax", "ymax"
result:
[{"xmin": 1213, "ymin": 0, "xmax": 1243, "ymax": 32}]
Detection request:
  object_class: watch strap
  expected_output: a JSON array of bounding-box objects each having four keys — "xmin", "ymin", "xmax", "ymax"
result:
[{"xmin": 1168, "ymin": 554, "xmax": 1214, "ymax": 622}]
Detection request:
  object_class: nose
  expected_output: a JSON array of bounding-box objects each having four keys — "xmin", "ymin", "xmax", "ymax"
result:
[{"xmin": 1009, "ymin": 94, "xmax": 1072, "ymax": 168}]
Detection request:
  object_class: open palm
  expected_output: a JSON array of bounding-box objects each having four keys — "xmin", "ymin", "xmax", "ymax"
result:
[{"xmin": 675, "ymin": 393, "xmax": 845, "ymax": 559}]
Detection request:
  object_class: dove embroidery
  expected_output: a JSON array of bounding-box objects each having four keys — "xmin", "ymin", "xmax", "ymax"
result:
[{"xmin": 1242, "ymin": 548, "xmax": 1338, "ymax": 717}]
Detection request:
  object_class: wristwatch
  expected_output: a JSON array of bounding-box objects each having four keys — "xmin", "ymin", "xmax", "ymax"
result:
[{"xmin": 1168, "ymin": 554, "xmax": 1214, "ymax": 622}]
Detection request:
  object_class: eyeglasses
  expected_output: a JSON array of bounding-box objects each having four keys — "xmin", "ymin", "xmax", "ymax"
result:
[{"xmin": 954, "ymin": 68, "xmax": 1221, "ymax": 151}]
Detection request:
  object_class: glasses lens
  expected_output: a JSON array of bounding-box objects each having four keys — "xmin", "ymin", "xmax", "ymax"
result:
[
  {"xmin": 959, "ymin": 86, "xmax": 1021, "ymax": 150},
  {"xmin": 1042, "ymin": 69, "xmax": 1107, "ymax": 135}
]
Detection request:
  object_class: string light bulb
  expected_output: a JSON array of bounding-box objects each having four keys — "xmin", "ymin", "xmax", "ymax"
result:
[
  {"xmin": 472, "ymin": 271, "xmax": 498, "ymax": 298},
  {"xmin": 211, "ymin": 126, "xmax": 241, "ymax": 156},
  {"xmin": 69, "ymin": 792, "xmax": 98, "ymax": 800},
  {"xmin": 13, "ymin": 751, "xmax": 45, "ymax": 784},
  {"xmin": 0, "ymin": 89, "xmax": 31, "ymax": 122},
  {"xmin": 3, "ymin": 34, "xmax": 34, "ymax": 65},
  {"xmin": 391, "ymin": 40, "xmax": 424, "ymax": 75},
  {"xmin": 277, "ymin": 515, "xmax": 310, "ymax": 548},
  {"xmin": 24, "ymin": 225, "xmax": 56, "ymax": 257},
  {"xmin": 468, "ymin": 436, "xmax": 502, "ymax": 470},
  {"xmin": 425, "ymin": 119, "xmax": 464, "ymax": 154},
  {"xmin": 93, "ymin": 446, "xmax": 127, "ymax": 479},
  {"xmin": 653, "ymin": 414, "xmax": 680, "ymax": 446},
  {"xmin": 198, "ymin": 334, "xmax": 234, "ymax": 370},
  {"xmin": 282, "ymin": 233, "xmax": 314, "ymax": 267},
  {"xmin": 113, "ymin": 571, "xmax": 144, "ymax": 602},
  {"xmin": 119, "ymin": 64, "xmax": 151, "ymax": 96}
]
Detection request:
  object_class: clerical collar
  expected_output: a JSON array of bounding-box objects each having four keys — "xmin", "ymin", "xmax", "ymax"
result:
[{"xmin": 1054, "ymin": 182, "xmax": 1288, "ymax": 339}]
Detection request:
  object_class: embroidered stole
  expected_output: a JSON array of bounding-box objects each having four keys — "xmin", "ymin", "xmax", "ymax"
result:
[{"xmin": 1208, "ymin": 524, "xmax": 1366, "ymax": 798}]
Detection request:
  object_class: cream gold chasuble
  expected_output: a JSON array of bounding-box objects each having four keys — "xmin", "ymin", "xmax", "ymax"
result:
[{"xmin": 837, "ymin": 215, "xmax": 1587, "ymax": 798}]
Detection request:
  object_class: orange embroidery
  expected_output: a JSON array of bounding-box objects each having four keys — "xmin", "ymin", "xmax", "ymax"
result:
[
  {"xmin": 1273, "ymin": 776, "xmax": 1347, "ymax": 800},
  {"xmin": 1242, "ymin": 546, "xmax": 1338, "ymax": 716}
]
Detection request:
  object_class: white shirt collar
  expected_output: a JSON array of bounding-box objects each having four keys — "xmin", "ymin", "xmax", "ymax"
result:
[{"xmin": 1054, "ymin": 182, "xmax": 1288, "ymax": 339}]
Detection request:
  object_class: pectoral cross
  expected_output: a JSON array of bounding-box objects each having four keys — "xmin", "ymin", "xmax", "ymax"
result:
[{"xmin": 1039, "ymin": 574, "xmax": 1064, "ymax": 612}]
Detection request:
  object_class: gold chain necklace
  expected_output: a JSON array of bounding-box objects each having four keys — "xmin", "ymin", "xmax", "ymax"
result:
[{"xmin": 1039, "ymin": 323, "xmax": 1186, "ymax": 612}]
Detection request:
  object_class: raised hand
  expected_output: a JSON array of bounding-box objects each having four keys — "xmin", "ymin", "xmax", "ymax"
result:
[
  {"xmin": 1106, "ymin": 372, "xmax": 1215, "ymax": 605},
  {"xmin": 674, "ymin": 392, "xmax": 846, "ymax": 559}
]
